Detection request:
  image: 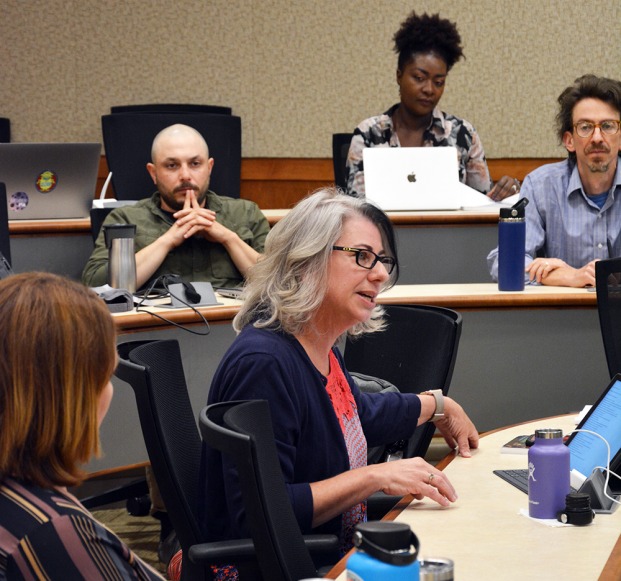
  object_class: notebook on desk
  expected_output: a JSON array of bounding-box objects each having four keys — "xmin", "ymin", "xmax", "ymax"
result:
[
  {"xmin": 363, "ymin": 146, "xmax": 504, "ymax": 211},
  {"xmin": 0, "ymin": 143, "xmax": 100, "ymax": 220},
  {"xmin": 495, "ymin": 374, "xmax": 621, "ymax": 496}
]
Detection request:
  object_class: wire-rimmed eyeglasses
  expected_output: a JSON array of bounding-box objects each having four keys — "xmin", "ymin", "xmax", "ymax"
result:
[
  {"xmin": 332, "ymin": 246, "xmax": 396, "ymax": 274},
  {"xmin": 573, "ymin": 120, "xmax": 621, "ymax": 138}
]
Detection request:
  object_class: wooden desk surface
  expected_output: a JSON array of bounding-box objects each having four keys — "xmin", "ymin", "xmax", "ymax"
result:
[
  {"xmin": 330, "ymin": 415, "xmax": 621, "ymax": 581},
  {"xmin": 379, "ymin": 283, "xmax": 596, "ymax": 309},
  {"xmin": 112, "ymin": 294, "xmax": 242, "ymax": 333},
  {"xmin": 111, "ymin": 284, "xmax": 596, "ymax": 333},
  {"xmin": 8, "ymin": 208, "xmax": 501, "ymax": 235}
]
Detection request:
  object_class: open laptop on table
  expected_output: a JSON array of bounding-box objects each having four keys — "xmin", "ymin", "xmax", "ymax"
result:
[
  {"xmin": 494, "ymin": 374, "xmax": 621, "ymax": 510},
  {"xmin": 362, "ymin": 146, "xmax": 511, "ymax": 211},
  {"xmin": 0, "ymin": 143, "xmax": 100, "ymax": 220}
]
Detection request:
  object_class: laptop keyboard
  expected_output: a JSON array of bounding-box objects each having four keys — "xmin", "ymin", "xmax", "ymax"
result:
[{"xmin": 494, "ymin": 469, "xmax": 529, "ymax": 493}]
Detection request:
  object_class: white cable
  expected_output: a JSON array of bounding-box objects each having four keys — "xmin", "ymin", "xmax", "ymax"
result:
[{"xmin": 570, "ymin": 428, "xmax": 621, "ymax": 506}]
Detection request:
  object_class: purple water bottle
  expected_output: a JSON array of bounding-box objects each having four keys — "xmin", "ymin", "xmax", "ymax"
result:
[
  {"xmin": 528, "ymin": 428, "xmax": 570, "ymax": 519},
  {"xmin": 498, "ymin": 198, "xmax": 528, "ymax": 291}
]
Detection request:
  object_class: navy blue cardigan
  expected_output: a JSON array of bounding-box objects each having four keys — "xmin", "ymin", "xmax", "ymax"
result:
[{"xmin": 199, "ymin": 326, "xmax": 422, "ymax": 542}]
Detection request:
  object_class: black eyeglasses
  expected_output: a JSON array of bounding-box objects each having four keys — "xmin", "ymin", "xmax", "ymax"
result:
[
  {"xmin": 573, "ymin": 120, "xmax": 621, "ymax": 138},
  {"xmin": 332, "ymin": 246, "xmax": 396, "ymax": 274}
]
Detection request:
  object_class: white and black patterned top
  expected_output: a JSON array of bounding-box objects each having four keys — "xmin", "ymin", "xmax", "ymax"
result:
[{"xmin": 345, "ymin": 103, "xmax": 492, "ymax": 197}]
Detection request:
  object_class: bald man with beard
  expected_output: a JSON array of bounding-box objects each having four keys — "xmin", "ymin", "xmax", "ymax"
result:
[{"xmin": 83, "ymin": 124, "xmax": 269, "ymax": 290}]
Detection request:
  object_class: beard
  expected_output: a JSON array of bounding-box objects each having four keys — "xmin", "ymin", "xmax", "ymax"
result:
[
  {"xmin": 585, "ymin": 145, "xmax": 611, "ymax": 173},
  {"xmin": 159, "ymin": 181, "xmax": 209, "ymax": 211},
  {"xmin": 587, "ymin": 160, "xmax": 610, "ymax": 173}
]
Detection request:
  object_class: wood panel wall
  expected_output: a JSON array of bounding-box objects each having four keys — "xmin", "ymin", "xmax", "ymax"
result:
[{"xmin": 97, "ymin": 157, "xmax": 562, "ymax": 210}]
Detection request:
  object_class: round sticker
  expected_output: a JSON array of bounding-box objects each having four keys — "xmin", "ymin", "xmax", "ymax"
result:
[
  {"xmin": 10, "ymin": 191, "xmax": 29, "ymax": 211},
  {"xmin": 36, "ymin": 170, "xmax": 57, "ymax": 193}
]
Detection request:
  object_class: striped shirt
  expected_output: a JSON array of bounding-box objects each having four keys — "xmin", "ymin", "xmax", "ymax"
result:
[
  {"xmin": 0, "ymin": 478, "xmax": 163, "ymax": 580},
  {"xmin": 487, "ymin": 157, "xmax": 621, "ymax": 281}
]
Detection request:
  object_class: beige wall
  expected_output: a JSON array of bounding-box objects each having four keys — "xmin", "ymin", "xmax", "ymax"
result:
[{"xmin": 1, "ymin": 0, "xmax": 619, "ymax": 158}]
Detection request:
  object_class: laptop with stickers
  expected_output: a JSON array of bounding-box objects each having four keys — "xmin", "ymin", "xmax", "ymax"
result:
[
  {"xmin": 0, "ymin": 143, "xmax": 100, "ymax": 220},
  {"xmin": 362, "ymin": 146, "xmax": 500, "ymax": 211}
]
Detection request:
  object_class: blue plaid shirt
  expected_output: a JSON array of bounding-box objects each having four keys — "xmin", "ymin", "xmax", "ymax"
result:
[{"xmin": 488, "ymin": 157, "xmax": 621, "ymax": 281}]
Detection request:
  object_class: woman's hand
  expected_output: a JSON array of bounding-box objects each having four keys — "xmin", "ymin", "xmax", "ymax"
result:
[
  {"xmin": 375, "ymin": 457, "xmax": 457, "ymax": 507},
  {"xmin": 433, "ymin": 397, "xmax": 479, "ymax": 457},
  {"xmin": 487, "ymin": 176, "xmax": 520, "ymax": 202}
]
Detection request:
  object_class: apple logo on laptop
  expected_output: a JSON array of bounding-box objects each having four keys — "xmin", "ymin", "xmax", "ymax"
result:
[{"xmin": 407, "ymin": 172, "xmax": 417, "ymax": 183}]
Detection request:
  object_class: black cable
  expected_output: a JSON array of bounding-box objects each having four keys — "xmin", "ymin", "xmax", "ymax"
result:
[{"xmin": 134, "ymin": 275, "xmax": 210, "ymax": 336}]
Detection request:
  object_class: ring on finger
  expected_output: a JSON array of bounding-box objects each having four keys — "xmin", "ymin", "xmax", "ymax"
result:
[
  {"xmin": 511, "ymin": 184, "xmax": 517, "ymax": 193},
  {"xmin": 428, "ymin": 473, "xmax": 435, "ymax": 484}
]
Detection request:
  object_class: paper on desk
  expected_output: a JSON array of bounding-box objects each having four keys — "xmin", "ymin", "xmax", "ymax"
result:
[
  {"xmin": 519, "ymin": 508, "xmax": 574, "ymax": 527},
  {"xmin": 457, "ymin": 186, "xmax": 519, "ymax": 211}
]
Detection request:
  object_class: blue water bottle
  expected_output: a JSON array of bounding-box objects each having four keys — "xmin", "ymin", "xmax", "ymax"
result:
[
  {"xmin": 346, "ymin": 522, "xmax": 420, "ymax": 580},
  {"xmin": 498, "ymin": 197, "xmax": 528, "ymax": 291},
  {"xmin": 528, "ymin": 428, "xmax": 570, "ymax": 519}
]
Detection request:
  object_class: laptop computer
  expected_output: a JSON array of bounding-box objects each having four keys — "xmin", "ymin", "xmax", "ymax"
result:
[
  {"xmin": 495, "ymin": 374, "xmax": 621, "ymax": 501},
  {"xmin": 0, "ymin": 143, "xmax": 100, "ymax": 220},
  {"xmin": 362, "ymin": 146, "xmax": 500, "ymax": 211}
]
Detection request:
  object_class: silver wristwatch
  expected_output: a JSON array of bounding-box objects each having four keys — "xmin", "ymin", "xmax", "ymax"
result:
[{"xmin": 422, "ymin": 389, "xmax": 445, "ymax": 420}]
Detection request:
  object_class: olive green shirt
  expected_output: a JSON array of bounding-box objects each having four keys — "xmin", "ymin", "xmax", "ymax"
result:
[{"xmin": 82, "ymin": 191, "xmax": 270, "ymax": 289}]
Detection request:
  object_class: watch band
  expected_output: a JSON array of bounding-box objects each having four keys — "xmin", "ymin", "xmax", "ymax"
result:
[{"xmin": 422, "ymin": 389, "xmax": 445, "ymax": 420}]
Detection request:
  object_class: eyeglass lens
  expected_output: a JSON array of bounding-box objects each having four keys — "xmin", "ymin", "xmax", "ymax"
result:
[{"xmin": 575, "ymin": 120, "xmax": 620, "ymax": 137}]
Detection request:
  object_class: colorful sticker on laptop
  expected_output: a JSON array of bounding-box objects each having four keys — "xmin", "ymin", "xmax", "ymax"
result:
[
  {"xmin": 36, "ymin": 170, "xmax": 57, "ymax": 193},
  {"xmin": 9, "ymin": 191, "xmax": 29, "ymax": 211}
]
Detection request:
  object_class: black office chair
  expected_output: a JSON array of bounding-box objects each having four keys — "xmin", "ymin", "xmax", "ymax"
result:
[
  {"xmin": 332, "ymin": 133, "xmax": 353, "ymax": 192},
  {"xmin": 0, "ymin": 118, "xmax": 10, "ymax": 143},
  {"xmin": 101, "ymin": 112, "xmax": 241, "ymax": 200},
  {"xmin": 89, "ymin": 207, "xmax": 114, "ymax": 242},
  {"xmin": 115, "ymin": 339, "xmax": 259, "ymax": 581},
  {"xmin": 0, "ymin": 182, "xmax": 11, "ymax": 266},
  {"xmin": 200, "ymin": 400, "xmax": 339, "ymax": 581},
  {"xmin": 344, "ymin": 304, "xmax": 462, "ymax": 461},
  {"xmin": 595, "ymin": 258, "xmax": 621, "ymax": 378},
  {"xmin": 111, "ymin": 104, "xmax": 232, "ymax": 116}
]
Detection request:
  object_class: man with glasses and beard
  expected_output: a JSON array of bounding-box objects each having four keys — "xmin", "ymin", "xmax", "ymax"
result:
[
  {"xmin": 83, "ymin": 123, "xmax": 269, "ymax": 290},
  {"xmin": 488, "ymin": 75, "xmax": 621, "ymax": 287}
]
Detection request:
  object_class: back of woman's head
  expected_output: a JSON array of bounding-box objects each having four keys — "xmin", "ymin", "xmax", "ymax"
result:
[
  {"xmin": 393, "ymin": 11, "xmax": 464, "ymax": 71},
  {"xmin": 234, "ymin": 188, "xmax": 399, "ymax": 337},
  {"xmin": 0, "ymin": 273, "xmax": 116, "ymax": 488}
]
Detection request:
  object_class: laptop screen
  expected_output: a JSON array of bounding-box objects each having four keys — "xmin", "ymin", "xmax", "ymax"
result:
[
  {"xmin": 566, "ymin": 375, "xmax": 621, "ymax": 478},
  {"xmin": 0, "ymin": 143, "xmax": 100, "ymax": 220}
]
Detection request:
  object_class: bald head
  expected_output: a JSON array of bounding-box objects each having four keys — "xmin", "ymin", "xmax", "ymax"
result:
[
  {"xmin": 151, "ymin": 124, "xmax": 209, "ymax": 163},
  {"xmin": 146, "ymin": 123, "xmax": 214, "ymax": 212}
]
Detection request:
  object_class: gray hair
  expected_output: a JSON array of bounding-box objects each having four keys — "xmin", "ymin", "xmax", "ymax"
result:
[{"xmin": 234, "ymin": 188, "xmax": 399, "ymax": 338}]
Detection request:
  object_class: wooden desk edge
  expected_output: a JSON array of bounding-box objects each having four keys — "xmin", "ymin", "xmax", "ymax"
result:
[
  {"xmin": 378, "ymin": 293, "xmax": 596, "ymax": 309},
  {"xmin": 325, "ymin": 415, "xmax": 621, "ymax": 579},
  {"xmin": 8, "ymin": 210, "xmax": 499, "ymax": 234},
  {"xmin": 113, "ymin": 304, "xmax": 240, "ymax": 333}
]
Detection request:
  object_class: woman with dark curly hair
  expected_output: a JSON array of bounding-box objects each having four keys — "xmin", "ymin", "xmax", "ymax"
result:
[{"xmin": 346, "ymin": 11, "xmax": 518, "ymax": 201}]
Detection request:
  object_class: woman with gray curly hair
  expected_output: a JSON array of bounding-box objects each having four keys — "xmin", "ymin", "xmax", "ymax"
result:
[{"xmin": 200, "ymin": 188, "xmax": 478, "ymax": 564}]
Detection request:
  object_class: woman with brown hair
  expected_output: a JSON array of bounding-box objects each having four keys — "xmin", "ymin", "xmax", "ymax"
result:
[{"xmin": 0, "ymin": 272, "xmax": 162, "ymax": 579}]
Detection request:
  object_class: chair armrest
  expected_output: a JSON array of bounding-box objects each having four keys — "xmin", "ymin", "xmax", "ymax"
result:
[
  {"xmin": 367, "ymin": 491, "xmax": 403, "ymax": 521},
  {"xmin": 302, "ymin": 534, "xmax": 340, "ymax": 554},
  {"xmin": 188, "ymin": 539, "xmax": 256, "ymax": 564}
]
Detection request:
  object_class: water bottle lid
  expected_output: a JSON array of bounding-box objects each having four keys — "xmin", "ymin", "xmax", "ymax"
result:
[
  {"xmin": 352, "ymin": 522, "xmax": 419, "ymax": 566},
  {"xmin": 499, "ymin": 196, "xmax": 528, "ymax": 219},
  {"xmin": 534, "ymin": 428, "xmax": 563, "ymax": 439}
]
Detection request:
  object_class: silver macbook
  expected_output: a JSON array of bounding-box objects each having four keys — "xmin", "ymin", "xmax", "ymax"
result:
[
  {"xmin": 362, "ymin": 146, "xmax": 494, "ymax": 211},
  {"xmin": 0, "ymin": 143, "xmax": 100, "ymax": 220}
]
